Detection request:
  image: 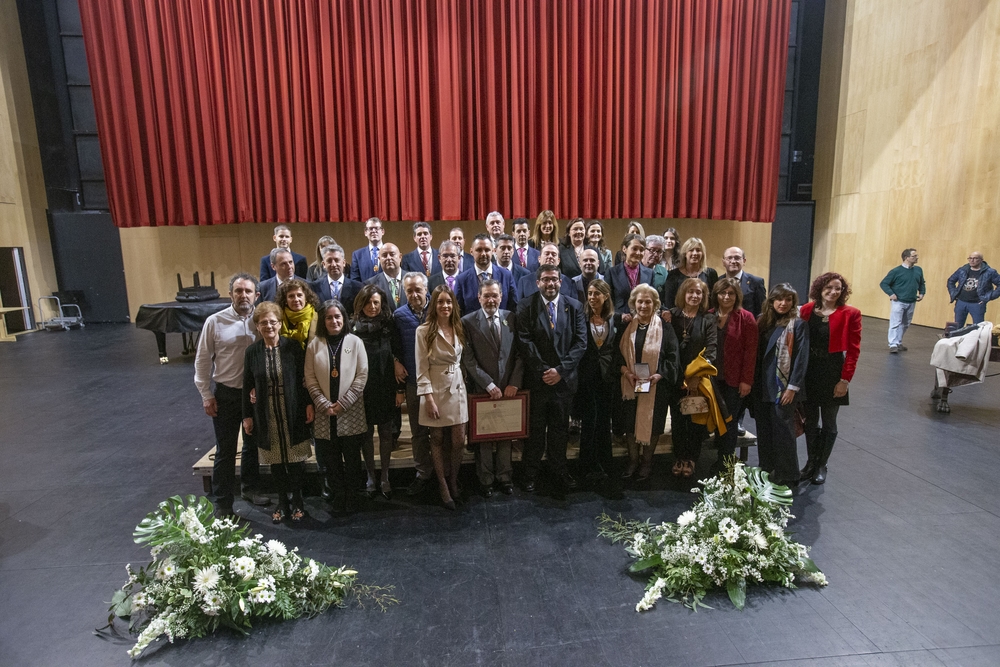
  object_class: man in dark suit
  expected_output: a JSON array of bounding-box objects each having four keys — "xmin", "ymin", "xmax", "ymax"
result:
[
  {"xmin": 428, "ymin": 240, "xmax": 465, "ymax": 294},
  {"xmin": 485, "ymin": 210, "xmax": 505, "ymax": 247},
  {"xmin": 400, "ymin": 221, "xmax": 441, "ymax": 277},
  {"xmin": 258, "ymin": 248, "xmax": 296, "ymax": 303},
  {"xmin": 723, "ymin": 246, "xmax": 767, "ymax": 317},
  {"xmin": 606, "ymin": 233, "xmax": 653, "ymax": 316},
  {"xmin": 515, "ymin": 264, "xmax": 588, "ymax": 493},
  {"xmin": 310, "ymin": 244, "xmax": 362, "ymax": 312},
  {"xmin": 494, "ymin": 234, "xmax": 531, "ymax": 287},
  {"xmin": 571, "ymin": 248, "xmax": 603, "ymax": 302},
  {"xmin": 364, "ymin": 243, "xmax": 405, "ymax": 312},
  {"xmin": 454, "ymin": 234, "xmax": 518, "ymax": 315},
  {"xmin": 512, "ymin": 217, "xmax": 540, "ymax": 272},
  {"xmin": 517, "ymin": 242, "xmax": 575, "ymax": 301},
  {"xmin": 461, "ymin": 278, "xmax": 523, "ymax": 496},
  {"xmin": 259, "ymin": 224, "xmax": 308, "ymax": 281},
  {"xmin": 349, "ymin": 217, "xmax": 385, "ymax": 282},
  {"xmin": 449, "ymin": 227, "xmax": 475, "ymax": 273}
]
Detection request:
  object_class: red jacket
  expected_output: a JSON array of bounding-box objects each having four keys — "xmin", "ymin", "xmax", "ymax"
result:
[
  {"xmin": 711, "ymin": 307, "xmax": 757, "ymax": 388},
  {"xmin": 799, "ymin": 302, "xmax": 862, "ymax": 382}
]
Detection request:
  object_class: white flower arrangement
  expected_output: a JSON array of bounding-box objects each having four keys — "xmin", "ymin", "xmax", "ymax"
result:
[
  {"xmin": 599, "ymin": 460, "xmax": 827, "ymax": 611},
  {"xmin": 102, "ymin": 495, "xmax": 389, "ymax": 659}
]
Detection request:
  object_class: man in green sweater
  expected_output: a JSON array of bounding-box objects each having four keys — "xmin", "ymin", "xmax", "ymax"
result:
[{"xmin": 879, "ymin": 248, "xmax": 925, "ymax": 353}]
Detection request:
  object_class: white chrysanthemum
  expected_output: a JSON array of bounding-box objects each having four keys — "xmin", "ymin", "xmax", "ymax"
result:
[
  {"xmin": 230, "ymin": 556, "xmax": 256, "ymax": 579},
  {"xmin": 204, "ymin": 591, "xmax": 225, "ymax": 607},
  {"xmin": 677, "ymin": 510, "xmax": 696, "ymax": 527},
  {"xmin": 266, "ymin": 540, "xmax": 287, "ymax": 557},
  {"xmin": 193, "ymin": 565, "xmax": 220, "ymax": 593},
  {"xmin": 719, "ymin": 517, "xmax": 740, "ymax": 543},
  {"xmin": 131, "ymin": 592, "xmax": 149, "ymax": 609},
  {"xmin": 305, "ymin": 560, "xmax": 320, "ymax": 582},
  {"xmin": 158, "ymin": 558, "xmax": 178, "ymax": 580}
]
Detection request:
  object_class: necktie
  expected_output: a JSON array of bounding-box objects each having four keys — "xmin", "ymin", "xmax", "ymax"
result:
[
  {"xmin": 371, "ymin": 246, "xmax": 380, "ymax": 273},
  {"xmin": 518, "ymin": 247, "xmax": 526, "ymax": 267},
  {"xmin": 491, "ymin": 315, "xmax": 501, "ymax": 347},
  {"xmin": 547, "ymin": 301, "xmax": 556, "ymax": 329},
  {"xmin": 421, "ymin": 251, "xmax": 430, "ymax": 275},
  {"xmin": 389, "ymin": 278, "xmax": 399, "ymax": 304},
  {"xmin": 445, "ymin": 275, "xmax": 455, "ymax": 292},
  {"xmin": 331, "ymin": 279, "xmax": 340, "ymax": 299},
  {"xmin": 479, "ymin": 272, "xmax": 487, "ymax": 285}
]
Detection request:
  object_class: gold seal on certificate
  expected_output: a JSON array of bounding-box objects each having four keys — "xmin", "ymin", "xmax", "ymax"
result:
[{"xmin": 468, "ymin": 392, "xmax": 530, "ymax": 442}]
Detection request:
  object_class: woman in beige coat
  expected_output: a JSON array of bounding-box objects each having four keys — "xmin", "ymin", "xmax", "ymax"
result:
[
  {"xmin": 304, "ymin": 299, "xmax": 369, "ymax": 513},
  {"xmin": 416, "ymin": 286, "xmax": 468, "ymax": 510}
]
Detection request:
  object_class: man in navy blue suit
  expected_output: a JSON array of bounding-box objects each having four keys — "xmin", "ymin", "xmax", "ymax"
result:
[
  {"xmin": 493, "ymin": 234, "xmax": 531, "ymax": 287},
  {"xmin": 722, "ymin": 246, "xmax": 767, "ymax": 317},
  {"xmin": 515, "ymin": 264, "xmax": 587, "ymax": 494},
  {"xmin": 349, "ymin": 217, "xmax": 385, "ymax": 282},
  {"xmin": 259, "ymin": 225, "xmax": 307, "ymax": 281},
  {"xmin": 311, "ymin": 244, "xmax": 362, "ymax": 313},
  {"xmin": 258, "ymin": 248, "xmax": 296, "ymax": 303},
  {"xmin": 512, "ymin": 217, "xmax": 540, "ymax": 272},
  {"xmin": 517, "ymin": 242, "xmax": 575, "ymax": 301},
  {"xmin": 428, "ymin": 241, "xmax": 465, "ymax": 294},
  {"xmin": 400, "ymin": 221, "xmax": 441, "ymax": 277},
  {"xmin": 454, "ymin": 234, "xmax": 517, "ymax": 316},
  {"xmin": 449, "ymin": 227, "xmax": 475, "ymax": 273},
  {"xmin": 485, "ymin": 210, "xmax": 505, "ymax": 247}
]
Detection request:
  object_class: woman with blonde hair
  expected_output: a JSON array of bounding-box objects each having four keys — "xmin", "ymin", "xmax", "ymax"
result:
[
  {"xmin": 618, "ymin": 284, "xmax": 679, "ymax": 481},
  {"xmin": 276, "ymin": 278, "xmax": 320, "ymax": 347},
  {"xmin": 307, "ymin": 235, "xmax": 337, "ymax": 282},
  {"xmin": 529, "ymin": 210, "xmax": 560, "ymax": 249},
  {"xmin": 663, "ymin": 237, "xmax": 719, "ymax": 308},
  {"xmin": 416, "ymin": 286, "xmax": 469, "ymax": 510}
]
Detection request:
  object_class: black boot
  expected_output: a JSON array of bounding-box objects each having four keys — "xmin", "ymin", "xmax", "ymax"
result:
[
  {"xmin": 320, "ymin": 471, "xmax": 335, "ymax": 501},
  {"xmin": 812, "ymin": 433, "xmax": 836, "ymax": 485},
  {"xmin": 800, "ymin": 431, "xmax": 823, "ymax": 482}
]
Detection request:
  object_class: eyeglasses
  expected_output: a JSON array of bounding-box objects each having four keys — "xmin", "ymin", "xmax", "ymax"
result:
[
  {"xmin": 538, "ymin": 277, "xmax": 560, "ymax": 284},
  {"xmin": 258, "ymin": 320, "xmax": 280, "ymax": 328}
]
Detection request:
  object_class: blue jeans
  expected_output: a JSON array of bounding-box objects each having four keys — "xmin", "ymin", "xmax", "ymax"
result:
[
  {"xmin": 954, "ymin": 300, "xmax": 987, "ymax": 326},
  {"xmin": 888, "ymin": 300, "xmax": 915, "ymax": 347}
]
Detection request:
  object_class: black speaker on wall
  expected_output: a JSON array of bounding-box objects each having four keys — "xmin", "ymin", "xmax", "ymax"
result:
[{"xmin": 0, "ymin": 247, "xmax": 36, "ymax": 333}]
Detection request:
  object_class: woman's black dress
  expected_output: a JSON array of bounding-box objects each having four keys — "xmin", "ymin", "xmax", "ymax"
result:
[{"xmin": 805, "ymin": 316, "xmax": 849, "ymax": 407}]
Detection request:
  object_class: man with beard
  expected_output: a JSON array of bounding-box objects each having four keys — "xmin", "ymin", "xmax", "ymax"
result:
[
  {"xmin": 195, "ymin": 273, "xmax": 269, "ymax": 517},
  {"xmin": 454, "ymin": 234, "xmax": 518, "ymax": 315},
  {"xmin": 515, "ymin": 265, "xmax": 587, "ymax": 494}
]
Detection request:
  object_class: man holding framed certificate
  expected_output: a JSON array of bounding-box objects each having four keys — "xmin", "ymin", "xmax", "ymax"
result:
[
  {"xmin": 515, "ymin": 264, "xmax": 588, "ymax": 494},
  {"xmin": 461, "ymin": 279, "xmax": 523, "ymax": 497}
]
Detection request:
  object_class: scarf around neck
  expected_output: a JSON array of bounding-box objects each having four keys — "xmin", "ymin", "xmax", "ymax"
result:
[
  {"xmin": 281, "ymin": 303, "xmax": 315, "ymax": 347},
  {"xmin": 619, "ymin": 316, "xmax": 663, "ymax": 447}
]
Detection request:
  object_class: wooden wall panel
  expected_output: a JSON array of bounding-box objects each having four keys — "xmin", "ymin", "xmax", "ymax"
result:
[
  {"xmin": 119, "ymin": 218, "xmax": 774, "ymax": 317},
  {"xmin": 813, "ymin": 0, "xmax": 1000, "ymax": 329}
]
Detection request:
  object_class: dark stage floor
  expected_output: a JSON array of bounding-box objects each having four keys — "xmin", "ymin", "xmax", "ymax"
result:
[{"xmin": 2, "ymin": 319, "xmax": 999, "ymax": 666}]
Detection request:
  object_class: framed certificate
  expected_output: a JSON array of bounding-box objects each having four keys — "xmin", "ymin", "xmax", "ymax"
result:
[
  {"xmin": 634, "ymin": 362, "xmax": 651, "ymax": 393},
  {"xmin": 468, "ymin": 391, "xmax": 530, "ymax": 442}
]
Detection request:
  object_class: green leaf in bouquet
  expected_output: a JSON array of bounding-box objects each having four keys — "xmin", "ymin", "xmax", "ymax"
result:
[
  {"xmin": 800, "ymin": 557, "xmax": 820, "ymax": 574},
  {"xmin": 629, "ymin": 556, "xmax": 663, "ymax": 573},
  {"xmin": 746, "ymin": 467, "xmax": 793, "ymax": 506},
  {"xmin": 110, "ymin": 589, "xmax": 132, "ymax": 618}
]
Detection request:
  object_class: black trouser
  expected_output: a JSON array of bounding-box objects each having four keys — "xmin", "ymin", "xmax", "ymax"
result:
[
  {"xmin": 270, "ymin": 461, "xmax": 305, "ymax": 508},
  {"xmin": 670, "ymin": 402, "xmax": 707, "ymax": 463},
  {"xmin": 523, "ymin": 385, "xmax": 571, "ymax": 480},
  {"xmin": 315, "ymin": 427, "xmax": 365, "ymax": 497},
  {"xmin": 715, "ymin": 383, "xmax": 742, "ymax": 461},
  {"xmin": 578, "ymin": 380, "xmax": 614, "ymax": 476},
  {"xmin": 754, "ymin": 400, "xmax": 800, "ymax": 481},
  {"xmin": 210, "ymin": 383, "xmax": 260, "ymax": 510}
]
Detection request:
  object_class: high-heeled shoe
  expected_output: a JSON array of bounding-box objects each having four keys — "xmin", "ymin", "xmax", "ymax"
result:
[
  {"xmin": 442, "ymin": 499, "xmax": 456, "ymax": 511},
  {"xmin": 381, "ymin": 481, "xmax": 392, "ymax": 501},
  {"xmin": 272, "ymin": 506, "xmax": 288, "ymax": 524}
]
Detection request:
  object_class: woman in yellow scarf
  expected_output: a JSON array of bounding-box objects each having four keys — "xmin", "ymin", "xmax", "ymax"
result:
[{"xmin": 276, "ymin": 278, "xmax": 320, "ymax": 348}]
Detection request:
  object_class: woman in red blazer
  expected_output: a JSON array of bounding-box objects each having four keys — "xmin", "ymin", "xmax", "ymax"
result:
[
  {"xmin": 799, "ymin": 272, "xmax": 862, "ymax": 485},
  {"xmin": 709, "ymin": 277, "xmax": 758, "ymax": 471}
]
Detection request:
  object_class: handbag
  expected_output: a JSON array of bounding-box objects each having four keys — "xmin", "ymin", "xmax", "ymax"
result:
[{"xmin": 679, "ymin": 395, "xmax": 709, "ymax": 415}]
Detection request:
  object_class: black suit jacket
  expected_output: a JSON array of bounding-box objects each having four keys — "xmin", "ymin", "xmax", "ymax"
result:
[
  {"xmin": 365, "ymin": 272, "xmax": 404, "ymax": 312},
  {"xmin": 517, "ymin": 272, "xmax": 576, "ymax": 301},
  {"xmin": 515, "ymin": 293, "xmax": 587, "ymax": 394},
  {"xmin": 738, "ymin": 271, "xmax": 767, "ymax": 317},
  {"xmin": 428, "ymin": 271, "xmax": 462, "ymax": 294},
  {"xmin": 400, "ymin": 248, "xmax": 441, "ymax": 277},
  {"xmin": 257, "ymin": 277, "xmax": 279, "ymax": 303},
  {"xmin": 260, "ymin": 251, "xmax": 308, "ymax": 281},
  {"xmin": 454, "ymin": 265, "xmax": 518, "ymax": 316},
  {"xmin": 311, "ymin": 276, "xmax": 363, "ymax": 312},
  {"xmin": 495, "ymin": 260, "xmax": 531, "ymax": 291},
  {"xmin": 607, "ymin": 263, "xmax": 654, "ymax": 314},
  {"xmin": 461, "ymin": 309, "xmax": 523, "ymax": 393}
]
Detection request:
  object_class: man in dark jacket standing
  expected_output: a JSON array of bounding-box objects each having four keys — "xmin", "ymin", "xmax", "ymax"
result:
[{"xmin": 946, "ymin": 251, "xmax": 1000, "ymax": 326}]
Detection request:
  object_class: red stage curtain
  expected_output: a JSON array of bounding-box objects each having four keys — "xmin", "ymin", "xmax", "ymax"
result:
[{"xmin": 78, "ymin": 0, "xmax": 790, "ymax": 227}]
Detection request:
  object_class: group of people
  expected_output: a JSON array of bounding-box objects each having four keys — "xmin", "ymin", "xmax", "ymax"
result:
[{"xmin": 196, "ymin": 214, "xmax": 871, "ymax": 521}]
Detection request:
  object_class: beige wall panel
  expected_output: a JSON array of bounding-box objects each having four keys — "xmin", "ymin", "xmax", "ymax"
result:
[
  {"xmin": 120, "ymin": 218, "xmax": 775, "ymax": 317},
  {"xmin": 814, "ymin": 0, "xmax": 1000, "ymax": 328}
]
